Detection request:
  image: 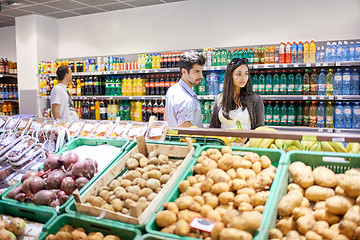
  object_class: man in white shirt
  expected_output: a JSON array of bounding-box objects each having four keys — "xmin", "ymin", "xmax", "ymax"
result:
[{"xmin": 50, "ymin": 65, "xmax": 79, "ymax": 121}]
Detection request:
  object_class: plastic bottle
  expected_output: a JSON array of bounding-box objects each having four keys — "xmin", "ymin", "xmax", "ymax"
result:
[
  {"xmin": 296, "ymin": 101, "xmax": 303, "ymax": 126},
  {"xmin": 295, "ymin": 70, "xmax": 303, "ymax": 95},
  {"xmin": 349, "ymin": 42, "xmax": 356, "ymax": 61},
  {"xmin": 318, "ymin": 69, "xmax": 326, "ymax": 95},
  {"xmin": 337, "ymin": 41, "xmax": 343, "ymax": 62},
  {"xmin": 316, "ymin": 47, "xmax": 321, "ymax": 63},
  {"xmin": 320, "ymin": 46, "xmax": 325, "ymax": 63},
  {"xmin": 270, "ymin": 47, "xmax": 275, "ymax": 64},
  {"xmin": 264, "ymin": 47, "xmax": 270, "ymax": 64},
  {"xmin": 226, "ymin": 50, "xmax": 232, "ymax": 64},
  {"xmin": 317, "ymin": 101, "xmax": 325, "ymax": 128},
  {"xmin": 213, "ymin": 72, "xmax": 219, "ymax": 95},
  {"xmin": 302, "ymin": 69, "xmax": 310, "ymax": 95},
  {"xmin": 206, "ymin": 73, "xmax": 212, "ymax": 95},
  {"xmin": 260, "ymin": 48, "xmax": 265, "ymax": 64},
  {"xmin": 287, "ymin": 70, "xmax": 295, "ymax": 95},
  {"xmin": 271, "ymin": 71, "xmax": 279, "ymax": 95},
  {"xmin": 243, "ymin": 48, "xmax": 248, "ymax": 62},
  {"xmin": 298, "ymin": 41, "xmax": 304, "ymax": 63},
  {"xmin": 279, "ymin": 42, "xmax": 286, "ymax": 64},
  {"xmin": 279, "ymin": 101, "xmax": 288, "ymax": 126},
  {"xmin": 310, "ymin": 69, "xmax": 318, "ymax": 95},
  {"xmin": 233, "ymin": 48, "xmax": 239, "ymax": 59},
  {"xmin": 356, "ymin": 42, "xmax": 360, "ymax": 60},
  {"xmin": 291, "ymin": 41, "xmax": 298, "ymax": 63},
  {"xmin": 275, "ymin": 47, "xmax": 279, "ymax": 64},
  {"xmin": 258, "ymin": 71, "xmax": 265, "ymax": 95},
  {"xmin": 334, "ymin": 69, "xmax": 342, "ymax": 95},
  {"xmin": 287, "ymin": 101, "xmax": 296, "ymax": 126},
  {"xmin": 280, "ymin": 70, "xmax": 287, "ymax": 95},
  {"xmin": 265, "ymin": 101, "xmax": 273, "ymax": 125},
  {"xmin": 326, "ymin": 69, "xmax": 334, "ymax": 95},
  {"xmin": 239, "ymin": 48, "xmax": 244, "ymax": 60},
  {"xmin": 344, "ymin": 41, "xmax": 349, "ymax": 61},
  {"xmin": 331, "ymin": 42, "xmax": 337, "ymax": 62},
  {"xmin": 304, "ymin": 41, "xmax": 310, "ymax": 63},
  {"xmin": 325, "ymin": 101, "xmax": 334, "ymax": 128},
  {"xmin": 351, "ymin": 69, "xmax": 360, "ymax": 95},
  {"xmin": 344, "ymin": 102, "xmax": 352, "ymax": 129},
  {"xmin": 273, "ymin": 101, "xmax": 280, "ymax": 126},
  {"xmin": 252, "ymin": 71, "xmax": 259, "ymax": 93},
  {"xmin": 253, "ymin": 48, "xmax": 259, "ymax": 65},
  {"xmin": 352, "ymin": 102, "xmax": 360, "ymax": 129},
  {"xmin": 285, "ymin": 42, "xmax": 292, "ymax": 63},
  {"xmin": 342, "ymin": 68, "xmax": 351, "ymax": 95},
  {"xmin": 325, "ymin": 42, "xmax": 331, "ymax": 62},
  {"xmin": 303, "ymin": 101, "xmax": 310, "ymax": 126},
  {"xmin": 309, "ymin": 101, "xmax": 318, "ymax": 128},
  {"xmin": 334, "ymin": 102, "xmax": 344, "ymax": 128},
  {"xmin": 248, "ymin": 47, "xmax": 254, "ymax": 65},
  {"xmin": 310, "ymin": 40, "xmax": 316, "ymax": 63},
  {"xmin": 265, "ymin": 71, "xmax": 273, "ymax": 95}
]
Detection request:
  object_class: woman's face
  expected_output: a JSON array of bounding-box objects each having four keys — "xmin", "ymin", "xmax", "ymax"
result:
[{"xmin": 232, "ymin": 64, "xmax": 249, "ymax": 89}]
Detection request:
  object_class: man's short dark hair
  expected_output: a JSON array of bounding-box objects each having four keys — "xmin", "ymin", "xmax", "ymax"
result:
[
  {"xmin": 179, "ymin": 51, "xmax": 206, "ymax": 74},
  {"xmin": 57, "ymin": 65, "xmax": 69, "ymax": 81}
]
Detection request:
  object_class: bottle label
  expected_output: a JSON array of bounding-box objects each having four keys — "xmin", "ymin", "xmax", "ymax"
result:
[
  {"xmin": 326, "ymin": 116, "xmax": 333, "ymax": 124},
  {"xmin": 288, "ymin": 115, "xmax": 295, "ymax": 122},
  {"xmin": 273, "ymin": 115, "xmax": 280, "ymax": 122},
  {"xmin": 326, "ymin": 84, "xmax": 333, "ymax": 91},
  {"xmin": 311, "ymin": 84, "xmax": 318, "ymax": 92},
  {"xmin": 100, "ymin": 108, "xmax": 106, "ymax": 114},
  {"xmin": 252, "ymin": 84, "xmax": 258, "ymax": 91},
  {"xmin": 280, "ymin": 84, "xmax": 287, "ymax": 91},
  {"xmin": 266, "ymin": 84, "xmax": 272, "ymax": 90},
  {"xmin": 310, "ymin": 116, "xmax": 317, "ymax": 121},
  {"xmin": 335, "ymin": 76, "xmax": 342, "ymax": 81},
  {"xmin": 303, "ymin": 116, "xmax": 309, "ymax": 122},
  {"xmin": 317, "ymin": 116, "xmax": 325, "ymax": 123},
  {"xmin": 297, "ymin": 115, "xmax": 303, "ymax": 121},
  {"xmin": 344, "ymin": 109, "xmax": 351, "ymax": 114},
  {"xmin": 343, "ymin": 75, "xmax": 350, "ymax": 81},
  {"xmin": 303, "ymin": 84, "xmax": 310, "ymax": 91},
  {"xmin": 266, "ymin": 115, "xmax": 272, "ymax": 122},
  {"xmin": 318, "ymin": 84, "xmax": 326, "ymax": 92},
  {"xmin": 288, "ymin": 84, "xmax": 295, "ymax": 92},
  {"xmin": 281, "ymin": 115, "xmax": 287, "ymax": 122},
  {"xmin": 335, "ymin": 109, "xmax": 343, "ymax": 114},
  {"xmin": 354, "ymin": 109, "xmax": 360, "ymax": 114},
  {"xmin": 273, "ymin": 84, "xmax": 280, "ymax": 91},
  {"xmin": 198, "ymin": 86, "xmax": 206, "ymax": 93},
  {"xmin": 259, "ymin": 84, "xmax": 265, "ymax": 91}
]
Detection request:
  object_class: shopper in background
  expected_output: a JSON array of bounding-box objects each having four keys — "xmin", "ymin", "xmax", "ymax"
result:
[
  {"xmin": 165, "ymin": 51, "xmax": 205, "ymax": 127},
  {"xmin": 50, "ymin": 65, "xmax": 79, "ymax": 121},
  {"xmin": 210, "ymin": 58, "xmax": 264, "ymax": 143}
]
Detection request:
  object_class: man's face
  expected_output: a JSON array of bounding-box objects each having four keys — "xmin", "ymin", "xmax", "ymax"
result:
[
  {"xmin": 182, "ymin": 64, "xmax": 204, "ymax": 87},
  {"xmin": 66, "ymin": 67, "xmax": 73, "ymax": 83}
]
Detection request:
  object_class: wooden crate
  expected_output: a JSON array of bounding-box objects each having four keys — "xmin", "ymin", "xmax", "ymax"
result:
[{"xmin": 75, "ymin": 140, "xmax": 194, "ymax": 226}]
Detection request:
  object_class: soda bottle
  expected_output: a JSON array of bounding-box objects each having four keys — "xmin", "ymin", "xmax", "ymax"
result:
[
  {"xmin": 270, "ymin": 47, "xmax": 275, "ymax": 64},
  {"xmin": 303, "ymin": 101, "xmax": 310, "ymax": 126},
  {"xmin": 279, "ymin": 42, "xmax": 286, "ymax": 64},
  {"xmin": 233, "ymin": 48, "xmax": 238, "ymax": 59},
  {"xmin": 287, "ymin": 70, "xmax": 295, "ymax": 95},
  {"xmin": 89, "ymin": 77, "xmax": 94, "ymax": 95},
  {"xmin": 243, "ymin": 48, "xmax": 249, "ymax": 61},
  {"xmin": 334, "ymin": 102, "xmax": 344, "ymax": 128},
  {"xmin": 100, "ymin": 100, "xmax": 106, "ymax": 120},
  {"xmin": 280, "ymin": 101, "xmax": 288, "ymax": 126},
  {"xmin": 219, "ymin": 71, "xmax": 224, "ymax": 93},
  {"xmin": 309, "ymin": 101, "xmax": 318, "ymax": 128},
  {"xmin": 265, "ymin": 71, "xmax": 273, "ymax": 95},
  {"xmin": 253, "ymin": 48, "xmax": 259, "ymax": 65},
  {"xmin": 146, "ymin": 100, "xmax": 152, "ymax": 121},
  {"xmin": 239, "ymin": 48, "xmax": 244, "ymax": 59},
  {"xmin": 106, "ymin": 100, "xmax": 113, "ymax": 120},
  {"xmin": 291, "ymin": 41, "xmax": 298, "ymax": 63},
  {"xmin": 295, "ymin": 70, "xmax": 303, "ymax": 95},
  {"xmin": 158, "ymin": 100, "xmax": 165, "ymax": 121},
  {"xmin": 226, "ymin": 50, "xmax": 232, "ymax": 64},
  {"xmin": 325, "ymin": 101, "xmax": 334, "ymax": 128},
  {"xmin": 351, "ymin": 69, "xmax": 360, "ymax": 95},
  {"xmin": 334, "ymin": 69, "xmax": 343, "ymax": 95},
  {"xmin": 264, "ymin": 47, "xmax": 270, "ymax": 64},
  {"xmin": 303, "ymin": 69, "xmax": 310, "ymax": 95},
  {"xmin": 296, "ymin": 101, "xmax": 303, "ymax": 126},
  {"xmin": 344, "ymin": 102, "xmax": 352, "ymax": 129},
  {"xmin": 342, "ymin": 68, "xmax": 351, "ymax": 95},
  {"xmin": 304, "ymin": 41, "xmax": 310, "ymax": 63},
  {"xmin": 248, "ymin": 47, "xmax": 254, "ymax": 65},
  {"xmin": 317, "ymin": 69, "xmax": 326, "ymax": 95},
  {"xmin": 352, "ymin": 102, "xmax": 360, "ymax": 129},
  {"xmin": 198, "ymin": 76, "xmax": 207, "ymax": 95},
  {"xmin": 279, "ymin": 70, "xmax": 287, "ymax": 95},
  {"xmin": 275, "ymin": 47, "xmax": 279, "ymax": 64},
  {"xmin": 310, "ymin": 69, "xmax": 318, "ymax": 95},
  {"xmin": 310, "ymin": 40, "xmax": 316, "ymax": 63},
  {"xmin": 349, "ymin": 42, "xmax": 356, "ymax": 61},
  {"xmin": 273, "ymin": 101, "xmax": 280, "ymax": 126},
  {"xmin": 317, "ymin": 101, "xmax": 325, "ymax": 128},
  {"xmin": 265, "ymin": 101, "xmax": 273, "ymax": 126},
  {"xmin": 204, "ymin": 101, "xmax": 211, "ymax": 124},
  {"xmin": 258, "ymin": 71, "xmax": 265, "ymax": 95},
  {"xmin": 115, "ymin": 76, "xmax": 121, "ymax": 96},
  {"xmin": 95, "ymin": 101, "xmax": 100, "ymax": 120},
  {"xmin": 252, "ymin": 71, "xmax": 258, "ymax": 93},
  {"xmin": 287, "ymin": 101, "xmax": 296, "ymax": 126},
  {"xmin": 285, "ymin": 42, "xmax": 291, "ymax": 63},
  {"xmin": 272, "ymin": 70, "xmax": 280, "ymax": 95},
  {"xmin": 298, "ymin": 41, "xmax": 304, "ymax": 63},
  {"xmin": 211, "ymin": 50, "xmax": 217, "ymax": 66}
]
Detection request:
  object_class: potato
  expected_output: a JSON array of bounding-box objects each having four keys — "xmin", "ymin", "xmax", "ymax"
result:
[
  {"xmin": 88, "ymin": 232, "xmax": 104, "ymax": 240},
  {"xmin": 232, "ymin": 156, "xmax": 244, "ymax": 169},
  {"xmin": 320, "ymin": 228, "xmax": 340, "ymax": 240},
  {"xmin": 305, "ymin": 231, "xmax": 322, "ymax": 240},
  {"xmin": 186, "ymin": 187, "xmax": 202, "ymax": 197},
  {"xmin": 147, "ymin": 170, "xmax": 162, "ymax": 179},
  {"xmin": 209, "ymin": 153, "xmax": 222, "ymax": 162},
  {"xmin": 312, "ymin": 221, "xmax": 329, "ymax": 234},
  {"xmin": 161, "ymin": 224, "xmax": 176, "ymax": 234},
  {"xmin": 305, "ymin": 186, "xmax": 335, "ymax": 202},
  {"xmin": 238, "ymin": 202, "xmax": 253, "ymax": 212},
  {"xmin": 55, "ymin": 231, "xmax": 72, "ymax": 240},
  {"xmin": 237, "ymin": 188, "xmax": 255, "ymax": 196},
  {"xmin": 201, "ymin": 178, "xmax": 214, "ymax": 192},
  {"xmin": 326, "ymin": 195, "xmax": 353, "ymax": 215},
  {"xmin": 221, "ymin": 146, "xmax": 232, "ymax": 155},
  {"xmin": 243, "ymin": 169, "xmax": 256, "ymax": 179},
  {"xmin": 189, "ymin": 200, "xmax": 202, "ymax": 212},
  {"xmin": 344, "ymin": 205, "xmax": 360, "ymax": 224},
  {"xmin": 159, "ymin": 165, "xmax": 171, "ymax": 175},
  {"xmin": 313, "ymin": 166, "xmax": 338, "ymax": 188},
  {"xmin": 226, "ymin": 169, "xmax": 236, "ymax": 179},
  {"xmin": 231, "ymin": 179, "xmax": 246, "ymax": 192},
  {"xmin": 218, "ymin": 155, "xmax": 233, "ymax": 171},
  {"xmin": 292, "ymin": 207, "xmax": 313, "ymax": 220},
  {"xmin": 91, "ymin": 196, "xmax": 106, "ymax": 207},
  {"xmin": 247, "ymin": 175, "xmax": 263, "ymax": 191},
  {"xmin": 236, "ymin": 167, "xmax": 246, "ymax": 179},
  {"xmin": 211, "ymin": 221, "xmax": 225, "ymax": 240},
  {"xmin": 103, "ymin": 204, "xmax": 115, "ymax": 211},
  {"xmin": 234, "ymin": 194, "xmax": 251, "ymax": 207},
  {"xmin": 211, "ymin": 182, "xmax": 230, "ymax": 194},
  {"xmin": 158, "ymin": 154, "xmax": 169, "ymax": 164},
  {"xmin": 221, "ymin": 208, "xmax": 240, "ymax": 225},
  {"xmin": 285, "ymin": 231, "xmax": 301, "ymax": 239},
  {"xmin": 149, "ymin": 157, "xmax": 159, "ymax": 165},
  {"xmin": 252, "ymin": 161, "xmax": 262, "ymax": 174},
  {"xmin": 218, "ymin": 192, "xmax": 235, "ymax": 205},
  {"xmin": 254, "ymin": 205, "xmax": 265, "ymax": 213},
  {"xmin": 139, "ymin": 157, "xmax": 149, "ymax": 168},
  {"xmin": 136, "ymin": 188, "xmax": 152, "ymax": 198},
  {"xmin": 173, "ymin": 219, "xmax": 190, "ymax": 236},
  {"xmin": 219, "ymin": 228, "xmax": 253, "ymax": 240},
  {"xmin": 156, "ymin": 210, "xmax": 177, "ymax": 227},
  {"xmin": 104, "ymin": 235, "xmax": 120, "ymax": 240},
  {"xmin": 193, "ymin": 196, "xmax": 205, "ymax": 206},
  {"xmin": 71, "ymin": 230, "xmax": 88, "ymax": 240},
  {"xmin": 228, "ymin": 211, "xmax": 262, "ymax": 233},
  {"xmin": 120, "ymin": 179, "xmax": 132, "ymax": 188},
  {"xmin": 339, "ymin": 219, "xmax": 357, "ymax": 239},
  {"xmin": 122, "ymin": 192, "xmax": 139, "ymax": 202},
  {"xmin": 289, "ymin": 161, "xmax": 314, "ymax": 189},
  {"xmin": 207, "ymin": 169, "xmax": 230, "ymax": 183},
  {"xmin": 126, "ymin": 158, "xmax": 139, "ymax": 169},
  {"xmin": 300, "ymin": 197, "xmax": 310, "ymax": 208},
  {"xmin": 239, "ymin": 159, "xmax": 252, "ymax": 169},
  {"xmin": 146, "ymin": 179, "xmax": 161, "ymax": 190},
  {"xmin": 276, "ymin": 217, "xmax": 296, "ymax": 236},
  {"xmin": 287, "ymin": 183, "xmax": 304, "ymax": 195},
  {"xmin": 250, "ymin": 191, "xmax": 270, "ymax": 207},
  {"xmin": 60, "ymin": 225, "xmax": 74, "ymax": 232},
  {"xmin": 148, "ymin": 193, "xmax": 157, "ymax": 201},
  {"xmin": 178, "ymin": 210, "xmax": 201, "ymax": 223},
  {"xmin": 345, "ymin": 168, "xmax": 360, "ymax": 177},
  {"xmin": 45, "ymin": 234, "xmax": 57, "ymax": 240},
  {"xmin": 314, "ymin": 209, "xmax": 341, "ymax": 224},
  {"xmin": 178, "ymin": 180, "xmax": 190, "ymax": 193},
  {"xmin": 200, "ymin": 204, "xmax": 213, "ymax": 217},
  {"xmin": 204, "ymin": 194, "xmax": 219, "ymax": 208},
  {"xmin": 108, "ymin": 179, "xmax": 121, "ymax": 191},
  {"xmin": 336, "ymin": 186, "xmax": 346, "ymax": 196},
  {"xmin": 296, "ymin": 215, "xmax": 316, "ymax": 235},
  {"xmin": 127, "ymin": 185, "xmax": 141, "ymax": 195},
  {"xmin": 244, "ymin": 152, "xmax": 260, "ymax": 163},
  {"xmin": 339, "ymin": 175, "xmax": 360, "ymax": 198},
  {"xmin": 269, "ymin": 228, "xmax": 283, "ymax": 239},
  {"xmin": 260, "ymin": 155, "xmax": 271, "ymax": 168},
  {"xmin": 206, "ymin": 210, "xmax": 222, "ymax": 221},
  {"xmin": 99, "ymin": 190, "xmax": 112, "ymax": 203},
  {"xmin": 314, "ymin": 201, "xmax": 326, "ymax": 210},
  {"xmin": 175, "ymin": 196, "xmax": 193, "ymax": 210}
]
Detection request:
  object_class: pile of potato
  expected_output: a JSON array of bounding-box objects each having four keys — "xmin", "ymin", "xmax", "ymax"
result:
[
  {"xmin": 155, "ymin": 147, "xmax": 277, "ymax": 240},
  {"xmin": 270, "ymin": 161, "xmax": 360, "ymax": 240},
  {"xmin": 45, "ymin": 224, "xmax": 120, "ymax": 240},
  {"xmin": 85, "ymin": 150, "xmax": 181, "ymax": 216}
]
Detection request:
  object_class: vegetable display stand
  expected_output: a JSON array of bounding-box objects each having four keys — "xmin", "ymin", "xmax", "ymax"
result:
[
  {"xmin": 0, "ymin": 199, "xmax": 57, "ymax": 239},
  {"xmin": 257, "ymin": 150, "xmax": 360, "ymax": 240},
  {"xmin": 38, "ymin": 213, "xmax": 141, "ymax": 240},
  {"xmin": 67, "ymin": 140, "xmax": 200, "ymax": 227},
  {"xmin": 1, "ymin": 137, "xmax": 134, "ymax": 214},
  {"xmin": 145, "ymin": 145, "xmax": 287, "ymax": 240},
  {"xmin": 165, "ymin": 135, "xmax": 227, "ymax": 146}
]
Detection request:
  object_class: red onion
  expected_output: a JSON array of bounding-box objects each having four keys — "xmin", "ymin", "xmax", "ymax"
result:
[
  {"xmin": 22, "ymin": 176, "xmax": 45, "ymax": 194},
  {"xmin": 45, "ymin": 170, "xmax": 65, "ymax": 190},
  {"xmin": 62, "ymin": 153, "xmax": 79, "ymax": 170},
  {"xmin": 57, "ymin": 191, "xmax": 70, "ymax": 205},
  {"xmin": 21, "ymin": 171, "xmax": 39, "ymax": 183},
  {"xmin": 71, "ymin": 160, "xmax": 98, "ymax": 180},
  {"xmin": 60, "ymin": 177, "xmax": 76, "ymax": 195},
  {"xmin": 6, "ymin": 185, "xmax": 23, "ymax": 199},
  {"xmin": 44, "ymin": 153, "xmax": 62, "ymax": 171},
  {"xmin": 75, "ymin": 177, "xmax": 89, "ymax": 190},
  {"xmin": 14, "ymin": 193, "xmax": 26, "ymax": 202},
  {"xmin": 33, "ymin": 190, "xmax": 57, "ymax": 206}
]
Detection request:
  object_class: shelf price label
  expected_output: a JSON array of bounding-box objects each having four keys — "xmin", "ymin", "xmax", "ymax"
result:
[
  {"xmin": 306, "ymin": 63, "xmax": 311, "ymax": 67},
  {"xmin": 323, "ymin": 62, "xmax": 328, "ymax": 66},
  {"xmin": 329, "ymin": 96, "xmax": 335, "ymax": 100},
  {"xmin": 303, "ymin": 96, "xmax": 309, "ymax": 100},
  {"xmin": 319, "ymin": 96, "xmax": 324, "ymax": 100},
  {"xmin": 253, "ymin": 65, "xmax": 258, "ymax": 69},
  {"xmin": 294, "ymin": 64, "xmax": 298, "ymax": 67},
  {"xmin": 275, "ymin": 64, "xmax": 280, "ymax": 68},
  {"xmin": 302, "ymin": 135, "xmax": 317, "ymax": 141},
  {"xmin": 311, "ymin": 96, "xmax": 316, "ymax": 100}
]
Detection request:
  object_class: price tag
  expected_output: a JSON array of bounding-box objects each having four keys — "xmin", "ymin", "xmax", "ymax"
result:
[
  {"xmin": 319, "ymin": 96, "xmax": 324, "ymax": 100},
  {"xmin": 109, "ymin": 97, "xmax": 113, "ymax": 100},
  {"xmin": 316, "ymin": 63, "xmax": 321, "ymax": 66},
  {"xmin": 302, "ymin": 135, "xmax": 317, "ymax": 141},
  {"xmin": 306, "ymin": 63, "xmax": 311, "ymax": 67},
  {"xmin": 129, "ymin": 70, "xmax": 133, "ymax": 73},
  {"xmin": 128, "ymin": 127, "xmax": 142, "ymax": 137},
  {"xmin": 189, "ymin": 217, "xmax": 216, "ymax": 233},
  {"xmin": 145, "ymin": 70, "xmax": 149, "ymax": 73},
  {"xmin": 263, "ymin": 65, "xmax": 268, "ymax": 68},
  {"xmin": 323, "ymin": 156, "xmax": 346, "ymax": 163},
  {"xmin": 154, "ymin": 69, "xmax": 158, "ymax": 72},
  {"xmin": 253, "ymin": 65, "xmax": 258, "ymax": 69},
  {"xmin": 338, "ymin": 96, "xmax": 343, "ymax": 100},
  {"xmin": 275, "ymin": 64, "xmax": 280, "ymax": 68},
  {"xmin": 167, "ymin": 129, "xmax": 178, "ymax": 135},
  {"xmin": 323, "ymin": 62, "xmax": 328, "ymax": 66},
  {"xmin": 303, "ymin": 96, "xmax": 309, "ymax": 100},
  {"xmin": 166, "ymin": 69, "xmax": 170, "ymax": 72},
  {"xmin": 329, "ymin": 96, "xmax": 335, "ymax": 100},
  {"xmin": 294, "ymin": 63, "xmax": 299, "ymax": 67},
  {"xmin": 327, "ymin": 128, "xmax": 333, "ymax": 133},
  {"xmin": 318, "ymin": 128, "xmax": 324, "ymax": 133},
  {"xmin": 283, "ymin": 64, "xmax": 287, "ymax": 67},
  {"xmin": 149, "ymin": 127, "xmax": 163, "ymax": 137},
  {"xmin": 332, "ymin": 137, "xmax": 345, "ymax": 142},
  {"xmin": 311, "ymin": 96, "xmax": 316, "ymax": 100},
  {"xmin": 336, "ymin": 62, "xmax": 340, "ymax": 66}
]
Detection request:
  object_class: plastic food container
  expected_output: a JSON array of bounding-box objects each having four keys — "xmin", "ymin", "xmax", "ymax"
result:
[
  {"xmin": 146, "ymin": 121, "xmax": 168, "ymax": 142},
  {"xmin": 0, "ymin": 163, "xmax": 13, "ymax": 182},
  {"xmin": 124, "ymin": 122, "xmax": 148, "ymax": 141},
  {"xmin": 55, "ymin": 119, "xmax": 68, "ymax": 128},
  {"xmin": 79, "ymin": 121, "xmax": 98, "ymax": 137},
  {"xmin": 90, "ymin": 121, "xmax": 113, "ymax": 138},
  {"xmin": 0, "ymin": 132, "xmax": 23, "ymax": 156},
  {"xmin": 6, "ymin": 136, "xmax": 37, "ymax": 161},
  {"xmin": 106, "ymin": 122, "xmax": 131, "ymax": 139},
  {"xmin": 9, "ymin": 143, "xmax": 44, "ymax": 167},
  {"xmin": 67, "ymin": 121, "xmax": 84, "ymax": 137},
  {"xmin": 15, "ymin": 117, "xmax": 33, "ymax": 133},
  {"xmin": 0, "ymin": 116, "xmax": 9, "ymax": 130},
  {"xmin": 3, "ymin": 116, "xmax": 21, "ymax": 131},
  {"xmin": 29, "ymin": 119, "xmax": 44, "ymax": 131},
  {"xmin": 41, "ymin": 119, "xmax": 55, "ymax": 130}
]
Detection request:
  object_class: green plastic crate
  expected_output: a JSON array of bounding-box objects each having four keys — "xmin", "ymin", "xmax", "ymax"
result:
[
  {"xmin": 38, "ymin": 213, "xmax": 141, "ymax": 240},
  {"xmin": 0, "ymin": 199, "xmax": 57, "ymax": 239},
  {"xmin": 140, "ymin": 233, "xmax": 177, "ymax": 240},
  {"xmin": 66, "ymin": 141, "xmax": 201, "ymax": 228},
  {"xmin": 145, "ymin": 145, "xmax": 287, "ymax": 240},
  {"xmin": 166, "ymin": 135, "xmax": 226, "ymax": 147},
  {"xmin": 1, "ymin": 137, "xmax": 135, "ymax": 214},
  {"xmin": 258, "ymin": 150, "xmax": 360, "ymax": 240}
]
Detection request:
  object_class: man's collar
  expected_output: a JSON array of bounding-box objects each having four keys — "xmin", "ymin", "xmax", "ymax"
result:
[{"xmin": 179, "ymin": 79, "xmax": 197, "ymax": 98}]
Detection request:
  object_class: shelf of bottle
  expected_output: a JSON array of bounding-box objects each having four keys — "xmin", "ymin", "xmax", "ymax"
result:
[
  {"xmin": 260, "ymin": 95, "xmax": 360, "ymax": 101},
  {"xmin": 0, "ymin": 74, "xmax": 17, "ymax": 78},
  {"xmin": 38, "ymin": 95, "xmax": 217, "ymax": 100}
]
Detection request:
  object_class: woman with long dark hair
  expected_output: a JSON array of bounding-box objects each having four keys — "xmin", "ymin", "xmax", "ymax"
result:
[{"xmin": 210, "ymin": 58, "xmax": 264, "ymax": 143}]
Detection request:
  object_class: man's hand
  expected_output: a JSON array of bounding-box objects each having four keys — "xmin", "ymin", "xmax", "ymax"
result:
[
  {"xmin": 51, "ymin": 103, "xmax": 61, "ymax": 120},
  {"xmin": 178, "ymin": 121, "xmax": 193, "ymax": 128}
]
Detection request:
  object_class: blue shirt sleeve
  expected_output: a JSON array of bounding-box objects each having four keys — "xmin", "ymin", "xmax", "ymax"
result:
[{"xmin": 175, "ymin": 99, "xmax": 197, "ymax": 125}]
